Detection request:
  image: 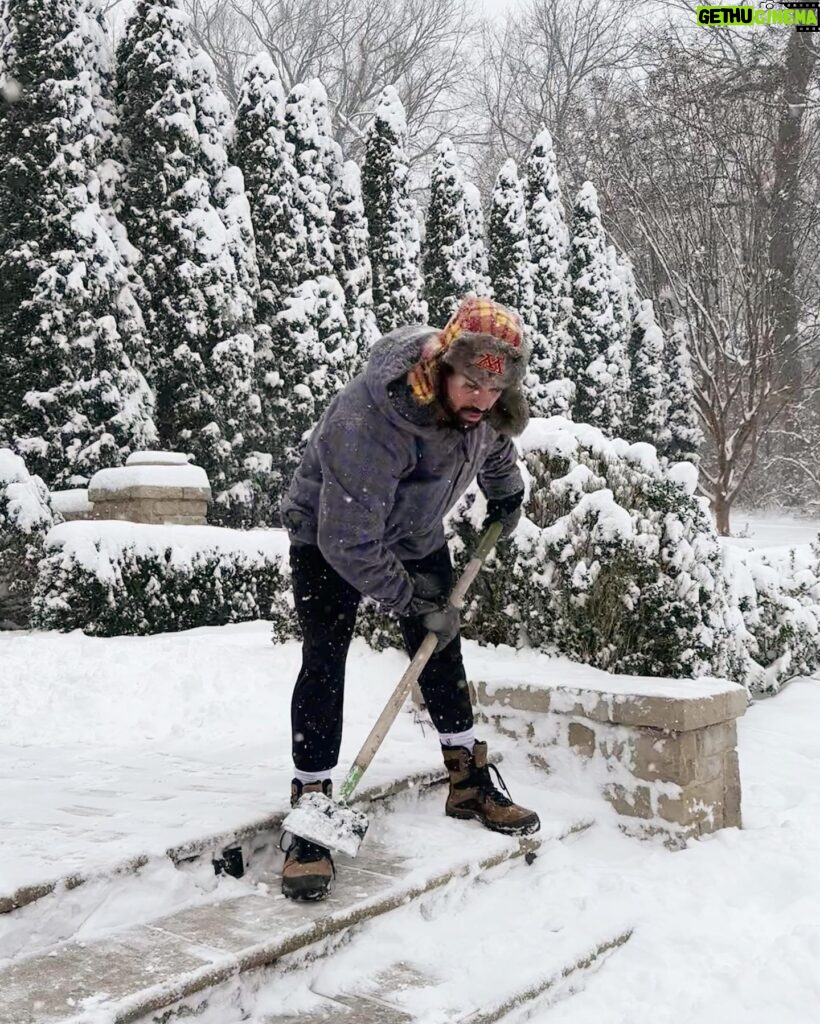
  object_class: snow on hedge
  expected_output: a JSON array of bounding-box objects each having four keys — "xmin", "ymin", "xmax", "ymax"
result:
[
  {"xmin": 444, "ymin": 416, "xmax": 820, "ymax": 694},
  {"xmin": 723, "ymin": 544, "xmax": 820, "ymax": 697},
  {"xmin": 0, "ymin": 449, "xmax": 57, "ymax": 627},
  {"xmin": 32, "ymin": 520, "xmax": 295, "ymax": 638}
]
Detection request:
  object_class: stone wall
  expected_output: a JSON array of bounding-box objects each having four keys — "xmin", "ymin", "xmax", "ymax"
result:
[
  {"xmin": 87, "ymin": 453, "xmax": 211, "ymax": 526},
  {"xmin": 476, "ymin": 676, "xmax": 746, "ymax": 846}
]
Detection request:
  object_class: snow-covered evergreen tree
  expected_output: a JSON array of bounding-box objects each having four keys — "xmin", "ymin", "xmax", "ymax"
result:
[
  {"xmin": 191, "ymin": 50, "xmax": 259, "ymax": 315},
  {"xmin": 566, "ymin": 182, "xmax": 625, "ymax": 434},
  {"xmin": 525, "ymin": 129, "xmax": 570, "ymax": 380},
  {"xmin": 423, "ymin": 138, "xmax": 472, "ymax": 326},
  {"xmin": 0, "ymin": 448, "xmax": 56, "ymax": 627},
  {"xmin": 231, "ymin": 53, "xmax": 302, "ymax": 324},
  {"xmin": 663, "ymin": 320, "xmax": 703, "ymax": 464},
  {"xmin": 275, "ymin": 277, "xmax": 354, "ymax": 473},
  {"xmin": 115, "ymin": 0, "xmax": 258, "ymax": 519},
  {"xmin": 331, "ymin": 160, "xmax": 379, "ymax": 363},
  {"xmin": 628, "ymin": 299, "xmax": 667, "ymax": 447},
  {"xmin": 285, "ymin": 79, "xmax": 340, "ymax": 285},
  {"xmin": 0, "ymin": 0, "xmax": 156, "ymax": 488},
  {"xmin": 362, "ymin": 85, "xmax": 426, "ymax": 333},
  {"xmin": 463, "ymin": 183, "xmax": 492, "ymax": 298},
  {"xmin": 487, "ymin": 159, "xmax": 534, "ymax": 323},
  {"xmin": 603, "ymin": 244, "xmax": 634, "ymax": 431}
]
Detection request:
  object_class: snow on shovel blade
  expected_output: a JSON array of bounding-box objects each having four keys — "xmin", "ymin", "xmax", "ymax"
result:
[{"xmin": 282, "ymin": 792, "xmax": 369, "ymax": 858}]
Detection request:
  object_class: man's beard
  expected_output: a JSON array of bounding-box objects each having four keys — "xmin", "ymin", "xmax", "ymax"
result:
[
  {"xmin": 433, "ymin": 373, "xmax": 484, "ymax": 430},
  {"xmin": 435, "ymin": 401, "xmax": 484, "ymax": 430}
]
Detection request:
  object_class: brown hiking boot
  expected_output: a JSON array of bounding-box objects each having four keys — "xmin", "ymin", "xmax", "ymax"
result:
[
  {"xmin": 281, "ymin": 779, "xmax": 335, "ymax": 900},
  {"xmin": 442, "ymin": 741, "xmax": 540, "ymax": 836}
]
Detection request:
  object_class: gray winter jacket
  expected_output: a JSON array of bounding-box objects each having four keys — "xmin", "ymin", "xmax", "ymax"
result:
[{"xmin": 280, "ymin": 325, "xmax": 525, "ymax": 614}]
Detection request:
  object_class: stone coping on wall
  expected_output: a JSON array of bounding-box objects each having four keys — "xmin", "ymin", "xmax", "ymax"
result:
[
  {"xmin": 476, "ymin": 675, "xmax": 747, "ymax": 732},
  {"xmin": 88, "ymin": 463, "xmax": 211, "ymax": 502}
]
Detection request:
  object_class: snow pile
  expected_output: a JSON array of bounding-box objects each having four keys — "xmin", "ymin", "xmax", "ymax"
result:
[
  {"xmin": 125, "ymin": 451, "xmax": 191, "ymax": 467},
  {"xmin": 88, "ymin": 463, "xmax": 211, "ymax": 497},
  {"xmin": 50, "ymin": 489, "xmax": 94, "ymax": 516},
  {"xmin": 32, "ymin": 520, "xmax": 295, "ymax": 638},
  {"xmin": 0, "ymin": 449, "xmax": 57, "ymax": 628}
]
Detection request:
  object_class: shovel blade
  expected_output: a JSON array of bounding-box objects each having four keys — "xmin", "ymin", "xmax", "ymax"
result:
[{"xmin": 282, "ymin": 792, "xmax": 369, "ymax": 858}]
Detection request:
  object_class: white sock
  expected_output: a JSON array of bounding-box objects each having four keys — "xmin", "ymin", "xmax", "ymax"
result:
[
  {"xmin": 439, "ymin": 728, "xmax": 475, "ymax": 752},
  {"xmin": 293, "ymin": 767, "xmax": 333, "ymax": 785}
]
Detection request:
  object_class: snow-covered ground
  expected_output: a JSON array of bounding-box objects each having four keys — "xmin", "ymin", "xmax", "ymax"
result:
[
  {"xmin": 2, "ymin": 514, "xmax": 820, "ymax": 1021},
  {"xmin": 723, "ymin": 509, "xmax": 820, "ymax": 555}
]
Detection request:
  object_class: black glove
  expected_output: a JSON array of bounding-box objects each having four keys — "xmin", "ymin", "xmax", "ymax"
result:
[
  {"xmin": 407, "ymin": 596, "xmax": 460, "ymax": 653},
  {"xmin": 482, "ymin": 489, "xmax": 525, "ymax": 540},
  {"xmin": 406, "ymin": 571, "xmax": 459, "ymax": 653}
]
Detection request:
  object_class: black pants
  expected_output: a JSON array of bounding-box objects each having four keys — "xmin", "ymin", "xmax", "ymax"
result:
[{"xmin": 290, "ymin": 542, "xmax": 473, "ymax": 773}]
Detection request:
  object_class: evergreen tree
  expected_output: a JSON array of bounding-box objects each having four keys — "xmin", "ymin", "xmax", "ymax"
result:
[
  {"xmin": 423, "ymin": 138, "xmax": 472, "ymax": 326},
  {"xmin": 603, "ymin": 244, "xmax": 634, "ymax": 432},
  {"xmin": 331, "ymin": 160, "xmax": 379, "ymax": 363},
  {"xmin": 525, "ymin": 129, "xmax": 570, "ymax": 380},
  {"xmin": 566, "ymin": 181, "xmax": 624, "ymax": 434},
  {"xmin": 191, "ymin": 49, "xmax": 259, "ymax": 315},
  {"xmin": 362, "ymin": 85, "xmax": 426, "ymax": 333},
  {"xmin": 663, "ymin": 320, "xmax": 703, "ymax": 464},
  {"xmin": 231, "ymin": 53, "xmax": 302, "ymax": 323},
  {"xmin": 463, "ymin": 183, "xmax": 491, "ymax": 298},
  {"xmin": 285, "ymin": 79, "xmax": 340, "ymax": 285},
  {"xmin": 487, "ymin": 159, "xmax": 534, "ymax": 322},
  {"xmin": 115, "ymin": 0, "xmax": 258, "ymax": 518},
  {"xmin": 628, "ymin": 299, "xmax": 667, "ymax": 447},
  {"xmin": 275, "ymin": 276, "xmax": 354, "ymax": 473},
  {"xmin": 0, "ymin": 0, "xmax": 156, "ymax": 488}
]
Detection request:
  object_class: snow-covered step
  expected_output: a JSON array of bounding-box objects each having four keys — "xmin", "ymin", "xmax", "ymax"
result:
[
  {"xmin": 259, "ymin": 931, "xmax": 631, "ymax": 1024},
  {"xmin": 0, "ymin": 794, "xmax": 586, "ymax": 1024},
  {"xmin": 236, "ymin": 815, "xmax": 633, "ymax": 1024},
  {"xmin": 0, "ymin": 763, "xmax": 452, "ymax": 917}
]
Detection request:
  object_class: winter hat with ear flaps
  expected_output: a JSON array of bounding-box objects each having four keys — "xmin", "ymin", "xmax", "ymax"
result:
[
  {"xmin": 438, "ymin": 296, "xmax": 528, "ymax": 389},
  {"xmin": 407, "ymin": 296, "xmax": 531, "ymax": 436}
]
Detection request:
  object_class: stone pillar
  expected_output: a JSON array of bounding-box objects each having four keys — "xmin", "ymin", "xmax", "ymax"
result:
[
  {"xmin": 476, "ymin": 677, "xmax": 747, "ymax": 845},
  {"xmin": 88, "ymin": 452, "xmax": 211, "ymax": 526}
]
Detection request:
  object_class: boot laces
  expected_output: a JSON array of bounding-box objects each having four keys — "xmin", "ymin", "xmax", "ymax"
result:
[
  {"xmin": 474, "ymin": 762, "xmax": 514, "ymax": 807},
  {"xmin": 279, "ymin": 831, "xmax": 334, "ymax": 868}
]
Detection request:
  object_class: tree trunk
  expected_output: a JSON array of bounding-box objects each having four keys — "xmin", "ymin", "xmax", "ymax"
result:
[
  {"xmin": 713, "ymin": 493, "xmax": 731, "ymax": 537},
  {"xmin": 769, "ymin": 31, "xmax": 817, "ymax": 398}
]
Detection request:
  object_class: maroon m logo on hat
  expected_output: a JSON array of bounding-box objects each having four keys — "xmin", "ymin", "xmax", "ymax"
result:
[{"xmin": 475, "ymin": 352, "xmax": 505, "ymax": 375}]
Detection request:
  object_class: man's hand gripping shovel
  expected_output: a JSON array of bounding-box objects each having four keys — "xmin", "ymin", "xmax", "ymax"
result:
[{"xmin": 280, "ymin": 521, "xmax": 504, "ymax": 858}]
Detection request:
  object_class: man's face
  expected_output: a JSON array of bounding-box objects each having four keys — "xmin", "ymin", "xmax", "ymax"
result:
[{"xmin": 443, "ymin": 370, "xmax": 504, "ymax": 427}]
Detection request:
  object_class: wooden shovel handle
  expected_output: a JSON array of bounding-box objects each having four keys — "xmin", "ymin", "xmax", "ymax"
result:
[{"xmin": 338, "ymin": 520, "xmax": 504, "ymax": 804}]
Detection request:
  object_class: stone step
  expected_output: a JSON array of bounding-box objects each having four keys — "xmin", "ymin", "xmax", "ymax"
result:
[
  {"xmin": 0, "ymin": 796, "xmax": 588, "ymax": 1024},
  {"xmin": 0, "ymin": 763, "xmax": 453, "ymax": 917},
  {"xmin": 260, "ymin": 933, "xmax": 632, "ymax": 1024}
]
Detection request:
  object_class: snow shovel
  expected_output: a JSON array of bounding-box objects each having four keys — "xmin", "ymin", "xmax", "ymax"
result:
[{"xmin": 281, "ymin": 520, "xmax": 504, "ymax": 858}]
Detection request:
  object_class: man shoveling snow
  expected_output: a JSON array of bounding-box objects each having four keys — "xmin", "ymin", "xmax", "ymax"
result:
[{"xmin": 279, "ymin": 297, "xmax": 541, "ymax": 900}]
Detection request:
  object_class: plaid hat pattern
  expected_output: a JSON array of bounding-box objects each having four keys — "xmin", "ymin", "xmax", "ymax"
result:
[{"xmin": 408, "ymin": 297, "xmax": 527, "ymax": 404}]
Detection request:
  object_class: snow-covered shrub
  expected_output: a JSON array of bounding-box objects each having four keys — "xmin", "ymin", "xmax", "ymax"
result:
[
  {"xmin": 519, "ymin": 419, "xmax": 741, "ymax": 676},
  {"xmin": 725, "ymin": 545, "xmax": 820, "ymax": 697},
  {"xmin": 444, "ymin": 489, "xmax": 530, "ymax": 650},
  {"xmin": 354, "ymin": 598, "xmax": 404, "ymax": 652},
  {"xmin": 0, "ymin": 450, "xmax": 58, "ymax": 628},
  {"xmin": 446, "ymin": 418, "xmax": 743, "ymax": 680},
  {"xmin": 32, "ymin": 522, "xmax": 295, "ymax": 638}
]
